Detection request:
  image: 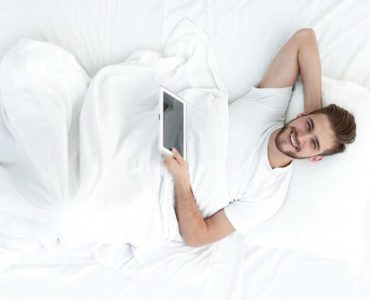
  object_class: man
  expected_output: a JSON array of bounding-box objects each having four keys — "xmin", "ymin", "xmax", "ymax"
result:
[{"xmin": 163, "ymin": 28, "xmax": 356, "ymax": 247}]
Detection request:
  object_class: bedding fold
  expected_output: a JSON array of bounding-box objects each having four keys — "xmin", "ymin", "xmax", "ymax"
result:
[{"xmin": 0, "ymin": 19, "xmax": 230, "ymax": 269}]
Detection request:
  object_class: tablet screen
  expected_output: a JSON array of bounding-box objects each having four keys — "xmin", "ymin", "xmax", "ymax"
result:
[{"xmin": 163, "ymin": 90, "xmax": 185, "ymax": 157}]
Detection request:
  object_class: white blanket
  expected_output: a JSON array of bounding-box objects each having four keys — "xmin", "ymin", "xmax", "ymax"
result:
[
  {"xmin": 0, "ymin": 19, "xmax": 230, "ymax": 269},
  {"xmin": 0, "ymin": 38, "xmax": 90, "ymax": 270}
]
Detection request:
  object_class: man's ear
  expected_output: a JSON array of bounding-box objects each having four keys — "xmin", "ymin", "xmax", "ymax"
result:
[{"xmin": 308, "ymin": 156, "xmax": 323, "ymax": 162}]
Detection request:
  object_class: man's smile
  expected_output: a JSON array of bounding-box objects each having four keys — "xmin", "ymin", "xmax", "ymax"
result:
[{"xmin": 289, "ymin": 129, "xmax": 299, "ymax": 150}]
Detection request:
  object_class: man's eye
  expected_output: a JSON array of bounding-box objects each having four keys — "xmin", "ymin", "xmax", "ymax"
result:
[
  {"xmin": 311, "ymin": 140, "xmax": 316, "ymax": 150},
  {"xmin": 307, "ymin": 121, "xmax": 311, "ymax": 131}
]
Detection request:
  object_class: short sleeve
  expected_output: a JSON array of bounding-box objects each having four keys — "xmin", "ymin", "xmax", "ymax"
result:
[
  {"xmin": 228, "ymin": 86, "xmax": 293, "ymax": 138},
  {"xmin": 223, "ymin": 162, "xmax": 292, "ymax": 235},
  {"xmin": 248, "ymin": 86, "xmax": 293, "ymax": 116},
  {"xmin": 224, "ymin": 199, "xmax": 279, "ymax": 235}
]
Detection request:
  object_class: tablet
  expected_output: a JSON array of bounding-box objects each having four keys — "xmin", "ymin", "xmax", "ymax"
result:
[{"xmin": 159, "ymin": 87, "xmax": 187, "ymax": 159}]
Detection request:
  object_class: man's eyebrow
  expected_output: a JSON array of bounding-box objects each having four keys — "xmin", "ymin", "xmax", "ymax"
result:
[
  {"xmin": 309, "ymin": 117, "xmax": 315, "ymax": 130},
  {"xmin": 309, "ymin": 117, "xmax": 320, "ymax": 150}
]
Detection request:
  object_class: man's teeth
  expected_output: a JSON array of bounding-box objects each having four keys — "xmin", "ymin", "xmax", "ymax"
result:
[{"xmin": 290, "ymin": 132, "xmax": 297, "ymax": 148}]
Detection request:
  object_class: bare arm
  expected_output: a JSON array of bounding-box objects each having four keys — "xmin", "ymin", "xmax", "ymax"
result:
[
  {"xmin": 174, "ymin": 180, "xmax": 235, "ymax": 247},
  {"xmin": 164, "ymin": 148, "xmax": 235, "ymax": 247},
  {"xmin": 258, "ymin": 28, "xmax": 322, "ymax": 112}
]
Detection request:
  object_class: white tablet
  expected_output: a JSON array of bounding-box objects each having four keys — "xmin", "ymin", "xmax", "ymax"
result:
[{"xmin": 159, "ymin": 87, "xmax": 187, "ymax": 159}]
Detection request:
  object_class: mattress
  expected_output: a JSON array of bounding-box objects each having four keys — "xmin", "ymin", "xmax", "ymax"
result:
[{"xmin": 0, "ymin": 0, "xmax": 369, "ymax": 299}]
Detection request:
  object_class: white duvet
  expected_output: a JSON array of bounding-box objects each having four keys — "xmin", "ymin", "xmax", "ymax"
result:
[{"xmin": 0, "ymin": 19, "xmax": 231, "ymax": 269}]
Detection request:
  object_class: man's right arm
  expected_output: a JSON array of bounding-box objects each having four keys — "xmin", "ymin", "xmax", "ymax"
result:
[
  {"xmin": 165, "ymin": 148, "xmax": 235, "ymax": 247},
  {"xmin": 173, "ymin": 175, "xmax": 235, "ymax": 247},
  {"xmin": 258, "ymin": 28, "xmax": 322, "ymax": 112}
]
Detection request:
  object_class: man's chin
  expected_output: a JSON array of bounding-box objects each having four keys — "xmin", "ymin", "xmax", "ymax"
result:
[
  {"xmin": 281, "ymin": 150, "xmax": 309, "ymax": 160},
  {"xmin": 277, "ymin": 146, "xmax": 304, "ymax": 160}
]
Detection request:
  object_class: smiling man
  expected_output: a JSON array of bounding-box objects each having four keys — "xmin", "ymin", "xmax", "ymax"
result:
[{"xmin": 163, "ymin": 28, "xmax": 356, "ymax": 247}]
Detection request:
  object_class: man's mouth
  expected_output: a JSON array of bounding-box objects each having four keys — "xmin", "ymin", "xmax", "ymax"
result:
[{"xmin": 290, "ymin": 130, "xmax": 299, "ymax": 150}]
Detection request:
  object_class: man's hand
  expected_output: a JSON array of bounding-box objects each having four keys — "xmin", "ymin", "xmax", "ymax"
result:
[{"xmin": 163, "ymin": 147, "xmax": 190, "ymax": 185}]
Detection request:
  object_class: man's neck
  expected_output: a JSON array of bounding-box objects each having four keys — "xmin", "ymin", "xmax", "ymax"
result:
[{"xmin": 268, "ymin": 129, "xmax": 293, "ymax": 169}]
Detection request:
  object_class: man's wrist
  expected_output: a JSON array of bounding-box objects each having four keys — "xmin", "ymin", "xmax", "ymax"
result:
[{"xmin": 174, "ymin": 177, "xmax": 191, "ymax": 191}]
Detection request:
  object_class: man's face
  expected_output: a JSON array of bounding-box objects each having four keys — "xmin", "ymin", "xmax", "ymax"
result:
[{"xmin": 275, "ymin": 113, "xmax": 336, "ymax": 160}]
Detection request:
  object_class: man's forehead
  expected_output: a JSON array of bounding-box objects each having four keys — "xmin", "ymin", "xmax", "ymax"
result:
[
  {"xmin": 309, "ymin": 113, "xmax": 330, "ymax": 128},
  {"xmin": 309, "ymin": 113, "xmax": 336, "ymax": 147}
]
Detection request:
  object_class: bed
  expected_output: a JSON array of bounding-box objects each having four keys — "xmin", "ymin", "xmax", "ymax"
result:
[{"xmin": 0, "ymin": 0, "xmax": 369, "ymax": 299}]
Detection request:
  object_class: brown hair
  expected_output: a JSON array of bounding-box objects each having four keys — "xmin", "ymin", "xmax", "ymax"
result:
[{"xmin": 310, "ymin": 104, "xmax": 356, "ymax": 156}]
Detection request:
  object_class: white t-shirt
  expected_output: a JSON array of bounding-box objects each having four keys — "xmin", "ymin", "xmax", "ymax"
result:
[{"xmin": 224, "ymin": 86, "xmax": 293, "ymax": 235}]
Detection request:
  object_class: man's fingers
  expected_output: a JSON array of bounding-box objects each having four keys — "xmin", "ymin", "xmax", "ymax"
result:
[
  {"xmin": 172, "ymin": 147, "xmax": 183, "ymax": 162},
  {"xmin": 164, "ymin": 155, "xmax": 173, "ymax": 164},
  {"xmin": 164, "ymin": 154, "xmax": 178, "ymax": 167}
]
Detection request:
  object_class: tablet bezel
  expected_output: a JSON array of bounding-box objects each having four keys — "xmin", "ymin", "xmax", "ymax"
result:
[{"xmin": 159, "ymin": 86, "xmax": 187, "ymax": 160}]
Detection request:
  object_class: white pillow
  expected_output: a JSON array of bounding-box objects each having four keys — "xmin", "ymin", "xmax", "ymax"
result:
[{"xmin": 245, "ymin": 76, "xmax": 370, "ymax": 275}]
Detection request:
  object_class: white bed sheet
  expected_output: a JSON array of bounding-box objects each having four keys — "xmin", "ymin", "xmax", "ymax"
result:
[
  {"xmin": 0, "ymin": 0, "xmax": 369, "ymax": 299},
  {"xmin": 0, "ymin": 0, "xmax": 164, "ymax": 77},
  {"xmin": 0, "ymin": 240, "xmax": 357, "ymax": 300}
]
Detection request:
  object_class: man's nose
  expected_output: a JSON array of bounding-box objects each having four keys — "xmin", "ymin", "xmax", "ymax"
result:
[{"xmin": 298, "ymin": 131, "xmax": 312, "ymax": 145}]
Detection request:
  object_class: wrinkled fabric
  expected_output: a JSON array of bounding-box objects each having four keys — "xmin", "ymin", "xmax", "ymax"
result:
[{"xmin": 0, "ymin": 19, "xmax": 230, "ymax": 269}]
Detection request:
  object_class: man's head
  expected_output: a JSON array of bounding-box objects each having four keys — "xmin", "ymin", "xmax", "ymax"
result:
[{"xmin": 275, "ymin": 104, "xmax": 356, "ymax": 161}]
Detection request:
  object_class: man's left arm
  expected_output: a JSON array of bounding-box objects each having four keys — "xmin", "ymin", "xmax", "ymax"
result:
[
  {"xmin": 257, "ymin": 28, "xmax": 323, "ymax": 112},
  {"xmin": 298, "ymin": 29, "xmax": 322, "ymax": 112}
]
